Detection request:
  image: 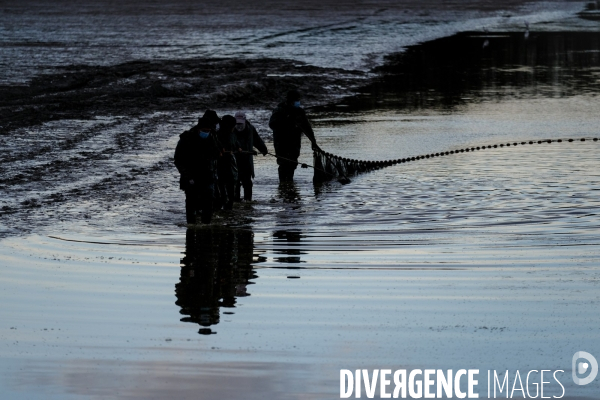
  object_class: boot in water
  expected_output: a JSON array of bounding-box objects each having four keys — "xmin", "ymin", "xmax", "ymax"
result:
[{"xmin": 243, "ymin": 187, "xmax": 252, "ymax": 202}]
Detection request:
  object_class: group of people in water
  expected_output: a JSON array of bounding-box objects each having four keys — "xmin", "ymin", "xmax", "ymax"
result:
[{"xmin": 174, "ymin": 90, "xmax": 319, "ymax": 224}]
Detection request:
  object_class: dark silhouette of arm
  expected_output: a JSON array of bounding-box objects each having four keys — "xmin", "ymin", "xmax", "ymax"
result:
[
  {"xmin": 174, "ymin": 136, "xmax": 188, "ymax": 175},
  {"xmin": 297, "ymin": 109, "xmax": 317, "ymax": 145},
  {"xmin": 250, "ymin": 123, "xmax": 268, "ymax": 155}
]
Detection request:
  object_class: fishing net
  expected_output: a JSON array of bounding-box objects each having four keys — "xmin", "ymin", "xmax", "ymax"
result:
[
  {"xmin": 312, "ymin": 138, "xmax": 600, "ymax": 184},
  {"xmin": 312, "ymin": 147, "xmax": 396, "ymax": 183}
]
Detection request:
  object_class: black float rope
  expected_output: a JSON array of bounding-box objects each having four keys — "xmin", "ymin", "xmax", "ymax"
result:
[{"xmin": 313, "ymin": 137, "xmax": 599, "ymax": 180}]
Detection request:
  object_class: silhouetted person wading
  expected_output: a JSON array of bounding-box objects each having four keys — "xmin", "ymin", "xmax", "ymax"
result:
[
  {"xmin": 269, "ymin": 90, "xmax": 319, "ymax": 183},
  {"xmin": 174, "ymin": 111, "xmax": 221, "ymax": 224},
  {"xmin": 233, "ymin": 111, "xmax": 267, "ymax": 201},
  {"xmin": 216, "ymin": 115, "xmax": 240, "ymax": 210}
]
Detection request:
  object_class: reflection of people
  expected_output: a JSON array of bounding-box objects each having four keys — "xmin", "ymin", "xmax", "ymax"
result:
[
  {"xmin": 174, "ymin": 111, "xmax": 221, "ymax": 224},
  {"xmin": 269, "ymin": 90, "xmax": 319, "ymax": 183},
  {"xmin": 233, "ymin": 111, "xmax": 268, "ymax": 202},
  {"xmin": 277, "ymin": 180, "xmax": 301, "ymax": 204},
  {"xmin": 273, "ymin": 230, "xmax": 304, "ymax": 264},
  {"xmin": 175, "ymin": 228, "xmax": 262, "ymax": 334}
]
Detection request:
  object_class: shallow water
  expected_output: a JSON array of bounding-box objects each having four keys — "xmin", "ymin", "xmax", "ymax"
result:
[
  {"xmin": 0, "ymin": 0, "xmax": 587, "ymax": 83},
  {"xmin": 2, "ymin": 1, "xmax": 600, "ymax": 399}
]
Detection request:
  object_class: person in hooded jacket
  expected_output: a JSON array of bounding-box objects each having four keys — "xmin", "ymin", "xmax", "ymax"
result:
[
  {"xmin": 174, "ymin": 114, "xmax": 221, "ymax": 224},
  {"xmin": 233, "ymin": 111, "xmax": 268, "ymax": 202},
  {"xmin": 215, "ymin": 115, "xmax": 240, "ymax": 210},
  {"xmin": 268, "ymin": 90, "xmax": 319, "ymax": 183}
]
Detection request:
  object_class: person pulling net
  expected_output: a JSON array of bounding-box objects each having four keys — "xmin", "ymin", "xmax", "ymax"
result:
[{"xmin": 269, "ymin": 90, "xmax": 320, "ymax": 183}]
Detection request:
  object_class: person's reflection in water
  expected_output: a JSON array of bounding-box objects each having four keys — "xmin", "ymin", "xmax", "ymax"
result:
[
  {"xmin": 313, "ymin": 181, "xmax": 323, "ymax": 197},
  {"xmin": 273, "ymin": 230, "xmax": 305, "ymax": 264},
  {"xmin": 175, "ymin": 227, "xmax": 263, "ymax": 335},
  {"xmin": 277, "ymin": 181, "xmax": 301, "ymax": 204}
]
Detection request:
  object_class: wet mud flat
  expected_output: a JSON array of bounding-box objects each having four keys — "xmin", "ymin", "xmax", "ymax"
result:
[
  {"xmin": 0, "ymin": 57, "xmax": 363, "ymax": 135},
  {"xmin": 1, "ymin": 25, "xmax": 600, "ymax": 400}
]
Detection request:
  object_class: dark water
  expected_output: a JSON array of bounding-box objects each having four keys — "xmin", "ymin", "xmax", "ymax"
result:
[{"xmin": 319, "ymin": 30, "xmax": 600, "ymax": 112}]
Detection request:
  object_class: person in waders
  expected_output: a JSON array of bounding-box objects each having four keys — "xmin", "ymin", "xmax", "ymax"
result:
[
  {"xmin": 215, "ymin": 115, "xmax": 240, "ymax": 210},
  {"xmin": 174, "ymin": 114, "xmax": 221, "ymax": 224},
  {"xmin": 233, "ymin": 111, "xmax": 268, "ymax": 202},
  {"xmin": 269, "ymin": 90, "xmax": 319, "ymax": 183}
]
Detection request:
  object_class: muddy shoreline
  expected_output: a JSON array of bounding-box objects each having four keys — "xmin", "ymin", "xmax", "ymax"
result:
[
  {"xmin": 3, "ymin": 28, "xmax": 600, "ymax": 137},
  {"xmin": 0, "ymin": 57, "xmax": 365, "ymax": 136}
]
